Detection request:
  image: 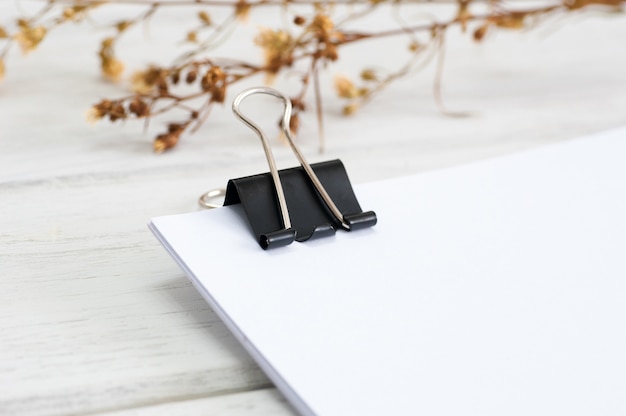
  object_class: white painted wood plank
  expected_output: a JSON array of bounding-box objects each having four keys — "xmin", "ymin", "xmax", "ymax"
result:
[
  {"xmin": 0, "ymin": 173, "xmax": 276, "ymax": 415},
  {"xmin": 1, "ymin": 2, "xmax": 626, "ymax": 415},
  {"xmin": 99, "ymin": 389, "xmax": 295, "ymax": 416}
]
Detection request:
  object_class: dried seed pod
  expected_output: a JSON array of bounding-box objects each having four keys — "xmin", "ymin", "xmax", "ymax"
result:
[
  {"xmin": 168, "ymin": 123, "xmax": 184, "ymax": 133},
  {"xmin": 235, "ymin": 0, "xmax": 251, "ymax": 21},
  {"xmin": 473, "ymin": 24, "xmax": 489, "ymax": 41},
  {"xmin": 186, "ymin": 69, "xmax": 198, "ymax": 84},
  {"xmin": 129, "ymin": 97, "xmax": 149, "ymax": 117},
  {"xmin": 198, "ymin": 10, "xmax": 212, "ymax": 25},
  {"xmin": 360, "ymin": 69, "xmax": 377, "ymax": 81},
  {"xmin": 116, "ymin": 21, "xmax": 131, "ymax": 33},
  {"xmin": 153, "ymin": 132, "xmax": 179, "ymax": 153},
  {"xmin": 170, "ymin": 71, "xmax": 180, "ymax": 85},
  {"xmin": 108, "ymin": 102, "xmax": 126, "ymax": 122},
  {"xmin": 334, "ymin": 75, "xmax": 359, "ymax": 99},
  {"xmin": 342, "ymin": 103, "xmax": 359, "ymax": 116},
  {"xmin": 186, "ymin": 31, "xmax": 198, "ymax": 43}
]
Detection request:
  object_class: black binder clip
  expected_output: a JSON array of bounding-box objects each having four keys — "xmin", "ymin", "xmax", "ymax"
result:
[{"xmin": 223, "ymin": 87, "xmax": 377, "ymax": 249}]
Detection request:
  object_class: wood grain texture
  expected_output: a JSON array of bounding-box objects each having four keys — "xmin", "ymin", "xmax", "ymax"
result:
[
  {"xmin": 100, "ymin": 389, "xmax": 294, "ymax": 416},
  {"xmin": 1, "ymin": 2, "xmax": 625, "ymax": 414},
  {"xmin": 0, "ymin": 174, "xmax": 276, "ymax": 415}
]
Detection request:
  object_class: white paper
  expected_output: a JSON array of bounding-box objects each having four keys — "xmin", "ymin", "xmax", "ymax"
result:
[{"xmin": 150, "ymin": 127, "xmax": 626, "ymax": 416}]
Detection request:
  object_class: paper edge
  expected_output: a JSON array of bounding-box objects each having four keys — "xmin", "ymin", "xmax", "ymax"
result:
[{"xmin": 148, "ymin": 221, "xmax": 315, "ymax": 416}]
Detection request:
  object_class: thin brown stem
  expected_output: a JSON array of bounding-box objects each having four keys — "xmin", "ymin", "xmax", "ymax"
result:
[{"xmin": 312, "ymin": 60, "xmax": 325, "ymax": 153}]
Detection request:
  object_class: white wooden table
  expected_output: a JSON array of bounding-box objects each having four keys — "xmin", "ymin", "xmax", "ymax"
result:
[{"xmin": 1, "ymin": 2, "xmax": 625, "ymax": 415}]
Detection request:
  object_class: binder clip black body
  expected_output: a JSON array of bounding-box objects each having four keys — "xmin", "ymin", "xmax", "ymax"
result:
[{"xmin": 224, "ymin": 87, "xmax": 377, "ymax": 250}]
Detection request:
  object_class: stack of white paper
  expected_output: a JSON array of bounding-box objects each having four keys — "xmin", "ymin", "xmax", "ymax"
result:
[{"xmin": 150, "ymin": 127, "xmax": 626, "ymax": 415}]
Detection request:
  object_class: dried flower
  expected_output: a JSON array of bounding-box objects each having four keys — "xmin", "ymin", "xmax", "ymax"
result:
[
  {"xmin": 99, "ymin": 38, "xmax": 124, "ymax": 81},
  {"xmin": 342, "ymin": 103, "xmax": 359, "ymax": 116},
  {"xmin": 86, "ymin": 100, "xmax": 113, "ymax": 124},
  {"xmin": 116, "ymin": 21, "xmax": 132, "ymax": 33},
  {"xmin": 131, "ymin": 71, "xmax": 151, "ymax": 94},
  {"xmin": 185, "ymin": 68, "xmax": 198, "ymax": 84},
  {"xmin": 235, "ymin": 0, "xmax": 251, "ymax": 21},
  {"xmin": 198, "ymin": 10, "xmax": 212, "ymax": 26},
  {"xmin": 334, "ymin": 75, "xmax": 359, "ymax": 99},
  {"xmin": 170, "ymin": 70, "xmax": 181, "ymax": 85},
  {"xmin": 408, "ymin": 41, "xmax": 423, "ymax": 52},
  {"xmin": 108, "ymin": 102, "xmax": 126, "ymax": 121},
  {"xmin": 473, "ymin": 23, "xmax": 490, "ymax": 41},
  {"xmin": 319, "ymin": 42, "xmax": 338, "ymax": 61},
  {"xmin": 360, "ymin": 69, "xmax": 377, "ymax": 82},
  {"xmin": 1, "ymin": 0, "xmax": 622, "ymax": 153},
  {"xmin": 201, "ymin": 66, "xmax": 227, "ymax": 102},
  {"xmin": 154, "ymin": 123, "xmax": 187, "ymax": 153},
  {"xmin": 15, "ymin": 23, "xmax": 47, "ymax": 53},
  {"xmin": 254, "ymin": 27, "xmax": 294, "ymax": 74},
  {"xmin": 186, "ymin": 31, "xmax": 198, "ymax": 43},
  {"xmin": 86, "ymin": 99, "xmax": 126, "ymax": 122},
  {"xmin": 129, "ymin": 97, "xmax": 149, "ymax": 117},
  {"xmin": 62, "ymin": 5, "xmax": 92, "ymax": 21},
  {"xmin": 310, "ymin": 14, "xmax": 334, "ymax": 36},
  {"xmin": 85, "ymin": 107, "xmax": 102, "ymax": 124},
  {"xmin": 63, "ymin": 8, "xmax": 76, "ymax": 20},
  {"xmin": 154, "ymin": 132, "xmax": 179, "ymax": 153},
  {"xmin": 102, "ymin": 58, "xmax": 124, "ymax": 81},
  {"xmin": 306, "ymin": 13, "xmax": 344, "ymax": 62}
]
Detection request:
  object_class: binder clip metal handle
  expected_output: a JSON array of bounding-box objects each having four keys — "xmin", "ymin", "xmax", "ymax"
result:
[
  {"xmin": 233, "ymin": 87, "xmax": 356, "ymax": 231},
  {"xmin": 232, "ymin": 88, "xmax": 295, "ymax": 247},
  {"xmin": 227, "ymin": 87, "xmax": 377, "ymax": 249}
]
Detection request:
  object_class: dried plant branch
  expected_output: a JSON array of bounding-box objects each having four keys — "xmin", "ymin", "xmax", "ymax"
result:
[{"xmin": 1, "ymin": 0, "xmax": 624, "ymax": 152}]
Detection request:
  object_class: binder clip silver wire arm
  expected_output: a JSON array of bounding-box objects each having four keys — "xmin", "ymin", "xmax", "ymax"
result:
[{"xmin": 225, "ymin": 86, "xmax": 377, "ymax": 249}]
